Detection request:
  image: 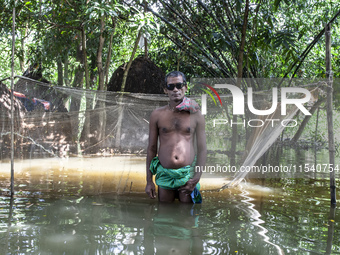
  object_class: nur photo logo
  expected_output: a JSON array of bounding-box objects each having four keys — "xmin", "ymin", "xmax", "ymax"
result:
[{"xmin": 192, "ymin": 79, "xmax": 314, "ymax": 128}]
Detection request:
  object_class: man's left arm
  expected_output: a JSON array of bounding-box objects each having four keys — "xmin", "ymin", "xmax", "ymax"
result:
[{"xmin": 179, "ymin": 112, "xmax": 206, "ymax": 193}]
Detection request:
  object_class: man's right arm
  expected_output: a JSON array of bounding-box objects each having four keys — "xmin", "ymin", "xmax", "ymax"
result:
[{"xmin": 145, "ymin": 110, "xmax": 159, "ymax": 199}]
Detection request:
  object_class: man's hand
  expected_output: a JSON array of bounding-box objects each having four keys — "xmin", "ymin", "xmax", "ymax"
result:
[
  {"xmin": 145, "ymin": 182, "xmax": 156, "ymax": 199},
  {"xmin": 178, "ymin": 178, "xmax": 198, "ymax": 194}
]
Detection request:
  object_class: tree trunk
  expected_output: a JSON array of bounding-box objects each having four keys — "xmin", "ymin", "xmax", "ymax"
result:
[
  {"xmin": 72, "ymin": 32, "xmax": 84, "ymax": 89},
  {"xmin": 82, "ymin": 27, "xmax": 90, "ymax": 90},
  {"xmin": 97, "ymin": 17, "xmax": 105, "ymax": 91},
  {"xmin": 115, "ymin": 29, "xmax": 142, "ymax": 149},
  {"xmin": 121, "ymin": 29, "xmax": 142, "ymax": 92},
  {"xmin": 57, "ymin": 59, "xmax": 63, "ymax": 86},
  {"xmin": 325, "ymin": 23, "xmax": 336, "ymax": 205},
  {"xmin": 81, "ymin": 26, "xmax": 91, "ymax": 147},
  {"xmin": 19, "ymin": 23, "xmax": 28, "ymax": 73},
  {"xmin": 230, "ymin": 0, "xmax": 249, "ymax": 167},
  {"xmin": 291, "ymin": 98, "xmax": 325, "ymax": 142},
  {"xmin": 97, "ymin": 16, "xmax": 106, "ymax": 143},
  {"xmin": 63, "ymin": 55, "xmax": 69, "ymax": 86},
  {"xmin": 315, "ymin": 106, "xmax": 320, "ymax": 143},
  {"xmin": 104, "ymin": 32, "xmax": 114, "ymax": 90},
  {"xmin": 104, "ymin": 17, "xmax": 116, "ymax": 90},
  {"xmin": 144, "ymin": 1, "xmax": 148, "ymax": 58},
  {"xmin": 71, "ymin": 32, "xmax": 85, "ymax": 155},
  {"xmin": 99, "ymin": 18, "xmax": 115, "ymax": 148}
]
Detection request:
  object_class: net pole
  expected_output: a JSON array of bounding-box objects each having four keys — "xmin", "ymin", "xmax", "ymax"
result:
[
  {"xmin": 10, "ymin": 6, "xmax": 16, "ymax": 197},
  {"xmin": 325, "ymin": 23, "xmax": 336, "ymax": 205}
]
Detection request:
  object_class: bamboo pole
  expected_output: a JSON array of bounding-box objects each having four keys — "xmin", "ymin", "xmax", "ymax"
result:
[
  {"xmin": 325, "ymin": 23, "xmax": 336, "ymax": 205},
  {"xmin": 10, "ymin": 6, "xmax": 16, "ymax": 197},
  {"xmin": 325, "ymin": 204, "xmax": 336, "ymax": 254}
]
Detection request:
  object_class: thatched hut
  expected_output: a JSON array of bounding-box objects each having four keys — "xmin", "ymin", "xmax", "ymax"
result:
[{"xmin": 107, "ymin": 56, "xmax": 165, "ymax": 94}]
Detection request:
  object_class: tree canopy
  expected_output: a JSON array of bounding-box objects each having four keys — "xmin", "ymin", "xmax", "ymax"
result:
[{"xmin": 1, "ymin": 0, "xmax": 340, "ymax": 88}]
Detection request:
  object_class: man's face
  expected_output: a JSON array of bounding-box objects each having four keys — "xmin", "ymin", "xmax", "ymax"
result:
[{"xmin": 164, "ymin": 76, "xmax": 187, "ymax": 102}]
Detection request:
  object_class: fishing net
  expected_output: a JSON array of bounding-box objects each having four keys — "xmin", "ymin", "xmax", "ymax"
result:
[
  {"xmin": 0, "ymin": 76, "xmax": 169, "ymax": 159},
  {"xmin": 190, "ymin": 78, "xmax": 329, "ymax": 187},
  {"xmin": 0, "ymin": 76, "xmax": 332, "ymax": 188}
]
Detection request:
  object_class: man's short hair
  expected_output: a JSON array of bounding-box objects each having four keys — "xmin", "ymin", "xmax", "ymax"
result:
[{"xmin": 164, "ymin": 71, "xmax": 186, "ymax": 86}]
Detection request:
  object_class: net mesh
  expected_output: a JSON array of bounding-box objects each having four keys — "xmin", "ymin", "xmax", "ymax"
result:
[
  {"xmin": 1, "ymin": 76, "xmax": 170, "ymax": 159},
  {"xmin": 0, "ymin": 76, "xmax": 329, "ymax": 188},
  {"xmin": 190, "ymin": 78, "xmax": 326, "ymax": 188}
]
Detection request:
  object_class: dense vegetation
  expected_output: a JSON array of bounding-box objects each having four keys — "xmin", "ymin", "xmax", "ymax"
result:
[{"xmin": 1, "ymin": 0, "xmax": 340, "ymax": 88}]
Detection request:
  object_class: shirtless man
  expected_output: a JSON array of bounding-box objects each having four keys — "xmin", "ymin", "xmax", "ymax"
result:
[{"xmin": 145, "ymin": 71, "xmax": 206, "ymax": 203}]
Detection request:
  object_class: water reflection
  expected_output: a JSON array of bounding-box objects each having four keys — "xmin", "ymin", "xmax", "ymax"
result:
[
  {"xmin": 0, "ymin": 195, "xmax": 205, "ymax": 254},
  {"xmin": 0, "ymin": 185, "xmax": 339, "ymax": 254},
  {"xmin": 145, "ymin": 203, "xmax": 203, "ymax": 254},
  {"xmin": 242, "ymin": 179, "xmax": 340, "ymax": 254},
  {"xmin": 326, "ymin": 205, "xmax": 336, "ymax": 255},
  {"xmin": 0, "ymin": 154, "xmax": 339, "ymax": 254},
  {"xmin": 238, "ymin": 186, "xmax": 285, "ymax": 255}
]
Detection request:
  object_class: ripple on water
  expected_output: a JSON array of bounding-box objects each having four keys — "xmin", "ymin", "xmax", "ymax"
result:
[{"xmin": 0, "ymin": 156, "xmax": 339, "ymax": 254}]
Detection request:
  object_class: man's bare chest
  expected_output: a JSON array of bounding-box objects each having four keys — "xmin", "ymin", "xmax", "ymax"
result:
[{"xmin": 158, "ymin": 113, "xmax": 195, "ymax": 134}]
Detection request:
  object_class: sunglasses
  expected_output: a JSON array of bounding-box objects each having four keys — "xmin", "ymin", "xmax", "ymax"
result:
[{"xmin": 166, "ymin": 82, "xmax": 186, "ymax": 90}]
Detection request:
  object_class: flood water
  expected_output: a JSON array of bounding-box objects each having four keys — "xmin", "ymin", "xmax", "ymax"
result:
[{"xmin": 0, "ymin": 148, "xmax": 339, "ymax": 254}]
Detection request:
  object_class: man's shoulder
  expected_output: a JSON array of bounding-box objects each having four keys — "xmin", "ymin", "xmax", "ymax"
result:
[
  {"xmin": 152, "ymin": 105, "xmax": 167, "ymax": 114},
  {"xmin": 191, "ymin": 109, "xmax": 205, "ymax": 126},
  {"xmin": 150, "ymin": 105, "xmax": 167, "ymax": 119},
  {"xmin": 190, "ymin": 109, "xmax": 204, "ymax": 118}
]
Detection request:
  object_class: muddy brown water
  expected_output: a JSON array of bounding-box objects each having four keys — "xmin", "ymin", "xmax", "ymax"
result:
[{"xmin": 0, "ymin": 154, "xmax": 339, "ymax": 254}]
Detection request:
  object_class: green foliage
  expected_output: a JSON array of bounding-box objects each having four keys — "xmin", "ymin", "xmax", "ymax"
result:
[
  {"xmin": 146, "ymin": 0, "xmax": 340, "ymax": 81},
  {"xmin": 1, "ymin": 0, "xmax": 340, "ymax": 86},
  {"xmin": 284, "ymin": 106, "xmax": 340, "ymax": 145}
]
